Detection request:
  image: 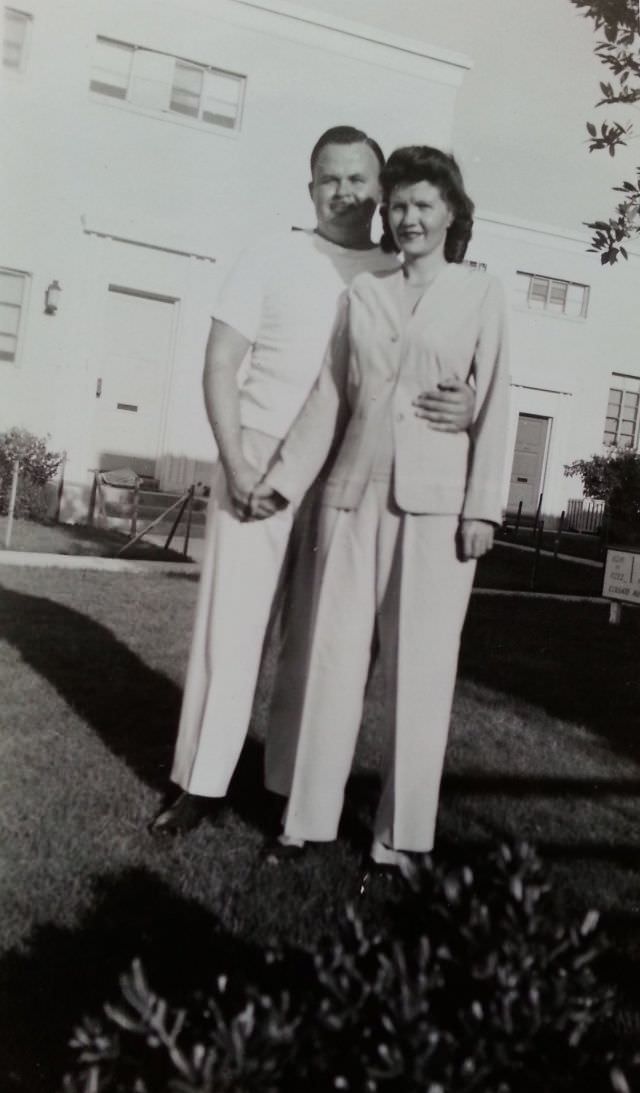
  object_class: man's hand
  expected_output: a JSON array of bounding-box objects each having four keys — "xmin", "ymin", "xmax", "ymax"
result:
[
  {"xmin": 458, "ymin": 519, "xmax": 494, "ymax": 561},
  {"xmin": 225, "ymin": 458, "xmax": 263, "ymax": 520},
  {"xmin": 413, "ymin": 378, "xmax": 475, "ymax": 432},
  {"xmin": 225, "ymin": 458, "xmax": 289, "ymax": 521}
]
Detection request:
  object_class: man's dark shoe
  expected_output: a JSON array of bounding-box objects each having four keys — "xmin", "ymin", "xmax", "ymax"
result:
[{"xmin": 148, "ymin": 791, "xmax": 215, "ymax": 837}]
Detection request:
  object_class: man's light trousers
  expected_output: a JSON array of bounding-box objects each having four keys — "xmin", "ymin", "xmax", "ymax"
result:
[{"xmin": 171, "ymin": 429, "xmax": 294, "ymax": 797}]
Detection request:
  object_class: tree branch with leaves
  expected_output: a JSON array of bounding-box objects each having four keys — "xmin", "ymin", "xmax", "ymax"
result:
[{"xmin": 570, "ymin": 0, "xmax": 640, "ymax": 262}]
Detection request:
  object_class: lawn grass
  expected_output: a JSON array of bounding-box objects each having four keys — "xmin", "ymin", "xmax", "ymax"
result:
[
  {"xmin": 475, "ymin": 541, "xmax": 603, "ymax": 596},
  {"xmin": 0, "ymin": 514, "xmax": 191, "ymax": 562},
  {"xmin": 0, "ymin": 515, "xmax": 603, "ymax": 594},
  {"xmin": 1, "ymin": 564, "xmax": 640, "ymax": 1089}
]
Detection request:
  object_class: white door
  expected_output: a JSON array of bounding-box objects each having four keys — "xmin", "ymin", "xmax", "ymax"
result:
[
  {"xmin": 92, "ymin": 287, "xmax": 177, "ymax": 476},
  {"xmin": 506, "ymin": 413, "xmax": 550, "ymax": 515}
]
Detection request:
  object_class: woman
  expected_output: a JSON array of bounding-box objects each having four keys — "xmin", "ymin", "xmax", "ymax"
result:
[{"xmin": 258, "ymin": 145, "xmax": 509, "ymax": 867}]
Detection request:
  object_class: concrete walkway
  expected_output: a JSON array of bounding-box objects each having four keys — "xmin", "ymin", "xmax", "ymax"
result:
[
  {"xmin": 0, "ymin": 550, "xmax": 198, "ymax": 574},
  {"xmin": 497, "ymin": 538, "xmax": 604, "ymax": 569},
  {"xmin": 472, "ymin": 587, "xmax": 603, "ymax": 603}
]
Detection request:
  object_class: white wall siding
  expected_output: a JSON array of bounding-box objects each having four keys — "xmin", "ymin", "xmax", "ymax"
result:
[{"xmin": 3, "ymin": 0, "xmax": 638, "ymax": 525}]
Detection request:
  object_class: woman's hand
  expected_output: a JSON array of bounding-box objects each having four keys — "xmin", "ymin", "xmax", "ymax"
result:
[
  {"xmin": 412, "ymin": 378, "xmax": 475, "ymax": 432},
  {"xmin": 247, "ymin": 488, "xmax": 289, "ymax": 521},
  {"xmin": 458, "ymin": 519, "xmax": 494, "ymax": 560}
]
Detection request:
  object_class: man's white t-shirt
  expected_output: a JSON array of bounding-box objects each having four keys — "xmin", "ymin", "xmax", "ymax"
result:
[{"xmin": 213, "ymin": 229, "xmax": 399, "ymax": 440}]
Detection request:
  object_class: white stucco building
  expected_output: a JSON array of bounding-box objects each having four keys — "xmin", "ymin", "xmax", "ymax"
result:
[{"xmin": 2, "ymin": 0, "xmax": 639, "ymax": 526}]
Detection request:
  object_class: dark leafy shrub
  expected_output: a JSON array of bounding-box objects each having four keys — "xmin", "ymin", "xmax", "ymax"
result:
[
  {"xmin": 62, "ymin": 844, "xmax": 640, "ymax": 1093},
  {"xmin": 565, "ymin": 450, "xmax": 640, "ymax": 544},
  {"xmin": 0, "ymin": 427, "xmax": 62, "ymax": 520}
]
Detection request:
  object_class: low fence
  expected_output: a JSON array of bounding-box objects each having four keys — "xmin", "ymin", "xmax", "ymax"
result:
[
  {"xmin": 156, "ymin": 453, "xmax": 214, "ymax": 494},
  {"xmin": 566, "ymin": 498, "xmax": 606, "ymax": 534}
]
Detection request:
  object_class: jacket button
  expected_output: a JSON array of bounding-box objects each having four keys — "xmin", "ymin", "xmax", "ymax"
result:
[
  {"xmin": 396, "ymin": 412, "xmax": 405, "ymax": 422},
  {"xmin": 390, "ymin": 334, "xmax": 399, "ymax": 342}
]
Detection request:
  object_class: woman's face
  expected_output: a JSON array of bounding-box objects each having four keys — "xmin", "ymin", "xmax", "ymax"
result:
[{"xmin": 387, "ymin": 179, "xmax": 453, "ymax": 261}]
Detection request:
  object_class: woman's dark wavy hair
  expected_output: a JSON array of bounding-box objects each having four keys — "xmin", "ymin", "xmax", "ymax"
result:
[{"xmin": 379, "ymin": 146, "xmax": 474, "ymax": 263}]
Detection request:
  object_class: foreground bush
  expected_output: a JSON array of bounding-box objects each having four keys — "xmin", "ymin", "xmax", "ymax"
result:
[
  {"xmin": 62, "ymin": 844, "xmax": 640, "ymax": 1093},
  {"xmin": 0, "ymin": 427, "xmax": 62, "ymax": 520}
]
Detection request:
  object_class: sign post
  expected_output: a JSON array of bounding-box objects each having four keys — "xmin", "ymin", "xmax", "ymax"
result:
[
  {"xmin": 602, "ymin": 547, "xmax": 640, "ymax": 624},
  {"xmin": 4, "ymin": 460, "xmax": 19, "ymax": 550}
]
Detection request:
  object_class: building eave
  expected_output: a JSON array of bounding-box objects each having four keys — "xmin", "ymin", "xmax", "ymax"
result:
[{"xmin": 228, "ymin": 0, "xmax": 472, "ymax": 84}]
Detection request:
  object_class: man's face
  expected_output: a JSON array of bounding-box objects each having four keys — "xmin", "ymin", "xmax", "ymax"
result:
[{"xmin": 309, "ymin": 142, "xmax": 382, "ymax": 243}]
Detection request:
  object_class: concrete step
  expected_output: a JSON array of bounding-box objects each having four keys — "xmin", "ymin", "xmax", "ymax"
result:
[
  {"xmin": 138, "ymin": 488, "xmax": 209, "ymax": 510},
  {"xmin": 103, "ymin": 499, "xmax": 205, "ymax": 520},
  {"xmin": 93, "ymin": 482, "xmax": 208, "ymax": 540},
  {"xmin": 137, "ymin": 516, "xmax": 206, "ymax": 538},
  {"xmin": 103, "ymin": 514, "xmax": 206, "ymax": 539},
  {"xmin": 100, "ymin": 485, "xmax": 207, "ymax": 519},
  {"xmin": 136, "ymin": 498, "xmax": 208, "ymax": 520}
]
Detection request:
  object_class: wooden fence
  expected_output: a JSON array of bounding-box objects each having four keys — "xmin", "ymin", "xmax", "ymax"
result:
[{"xmin": 565, "ymin": 498, "xmax": 606, "ymax": 534}]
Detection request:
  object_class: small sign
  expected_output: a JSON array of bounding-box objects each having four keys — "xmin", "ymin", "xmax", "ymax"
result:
[{"xmin": 603, "ymin": 548, "xmax": 640, "ymax": 605}]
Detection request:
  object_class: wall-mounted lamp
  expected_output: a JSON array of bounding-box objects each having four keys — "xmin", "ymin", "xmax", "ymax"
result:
[{"xmin": 44, "ymin": 279, "xmax": 61, "ymax": 315}]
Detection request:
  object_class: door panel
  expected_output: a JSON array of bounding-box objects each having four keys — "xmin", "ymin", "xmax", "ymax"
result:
[
  {"xmin": 507, "ymin": 413, "xmax": 550, "ymax": 514},
  {"xmin": 93, "ymin": 288, "xmax": 176, "ymax": 474}
]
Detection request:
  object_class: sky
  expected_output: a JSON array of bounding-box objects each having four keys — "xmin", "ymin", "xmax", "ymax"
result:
[{"xmin": 286, "ymin": 0, "xmax": 639, "ymax": 235}]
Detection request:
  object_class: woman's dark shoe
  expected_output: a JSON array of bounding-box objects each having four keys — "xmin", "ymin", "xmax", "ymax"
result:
[
  {"xmin": 261, "ymin": 835, "xmax": 306, "ymax": 864},
  {"xmin": 148, "ymin": 791, "xmax": 215, "ymax": 837},
  {"xmin": 370, "ymin": 838, "xmax": 412, "ymax": 869}
]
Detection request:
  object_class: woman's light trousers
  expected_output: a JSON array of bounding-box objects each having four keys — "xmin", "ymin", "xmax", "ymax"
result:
[{"xmin": 268, "ymin": 479, "xmax": 476, "ymax": 853}]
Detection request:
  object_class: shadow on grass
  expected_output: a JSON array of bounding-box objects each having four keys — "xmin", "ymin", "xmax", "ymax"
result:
[
  {"xmin": 0, "ymin": 867, "xmax": 262, "ymax": 1093},
  {"xmin": 0, "ymin": 583, "xmax": 278, "ymax": 833},
  {"xmin": 0, "ymin": 584, "xmax": 181, "ymax": 791},
  {"xmin": 459, "ymin": 596, "xmax": 640, "ymax": 763}
]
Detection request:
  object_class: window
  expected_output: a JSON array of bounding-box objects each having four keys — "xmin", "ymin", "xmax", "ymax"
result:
[
  {"xmin": 0, "ymin": 269, "xmax": 28, "ymax": 363},
  {"xmin": 3, "ymin": 8, "xmax": 31, "ymax": 71},
  {"xmin": 90, "ymin": 37, "xmax": 133, "ymax": 99},
  {"xmin": 171, "ymin": 62, "xmax": 241, "ymax": 128},
  {"xmin": 170, "ymin": 60, "xmax": 202, "ymax": 118},
  {"xmin": 90, "ymin": 37, "xmax": 245, "ymax": 131},
  {"xmin": 603, "ymin": 374, "xmax": 640, "ymax": 448},
  {"xmin": 516, "ymin": 271, "xmax": 589, "ymax": 318}
]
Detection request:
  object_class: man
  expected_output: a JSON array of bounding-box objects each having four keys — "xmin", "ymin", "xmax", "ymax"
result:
[{"xmin": 150, "ymin": 126, "xmax": 474, "ymax": 836}]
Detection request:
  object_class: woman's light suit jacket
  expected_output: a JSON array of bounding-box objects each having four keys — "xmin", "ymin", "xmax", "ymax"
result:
[{"xmin": 266, "ymin": 263, "xmax": 510, "ymax": 523}]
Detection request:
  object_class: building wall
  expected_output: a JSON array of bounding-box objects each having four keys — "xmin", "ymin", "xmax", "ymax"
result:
[
  {"xmin": 467, "ymin": 217, "xmax": 639, "ymax": 525},
  {"xmin": 2, "ymin": 0, "xmax": 469, "ymax": 516},
  {"xmin": 2, "ymin": 0, "xmax": 638, "ymax": 525}
]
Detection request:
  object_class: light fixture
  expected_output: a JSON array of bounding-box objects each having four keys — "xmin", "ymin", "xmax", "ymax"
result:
[{"xmin": 44, "ymin": 279, "xmax": 61, "ymax": 315}]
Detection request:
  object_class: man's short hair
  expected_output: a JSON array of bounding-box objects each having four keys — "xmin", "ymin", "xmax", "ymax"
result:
[{"xmin": 310, "ymin": 126, "xmax": 385, "ymax": 176}]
